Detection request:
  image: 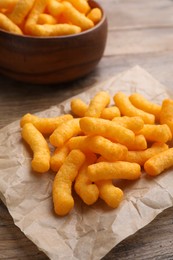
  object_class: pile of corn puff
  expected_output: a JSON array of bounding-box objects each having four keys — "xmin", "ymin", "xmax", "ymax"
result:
[
  {"xmin": 0, "ymin": 0, "xmax": 102, "ymax": 36},
  {"xmin": 20, "ymin": 91, "xmax": 173, "ymax": 216}
]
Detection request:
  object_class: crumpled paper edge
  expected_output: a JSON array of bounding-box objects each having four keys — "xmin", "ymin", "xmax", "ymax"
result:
[{"xmin": 0, "ymin": 66, "xmax": 173, "ymax": 260}]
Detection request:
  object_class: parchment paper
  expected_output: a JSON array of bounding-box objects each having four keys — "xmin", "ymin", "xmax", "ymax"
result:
[{"xmin": 1, "ymin": 66, "xmax": 173, "ymax": 260}]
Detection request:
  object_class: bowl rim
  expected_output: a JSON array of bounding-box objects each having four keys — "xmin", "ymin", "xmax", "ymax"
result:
[{"xmin": 0, "ymin": 0, "xmax": 107, "ymax": 40}]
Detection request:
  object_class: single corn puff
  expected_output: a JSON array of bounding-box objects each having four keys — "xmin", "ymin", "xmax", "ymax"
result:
[
  {"xmin": 112, "ymin": 116, "xmax": 144, "ymax": 133},
  {"xmin": 80, "ymin": 117, "xmax": 135, "ymax": 146},
  {"xmin": 20, "ymin": 113, "xmax": 73, "ymax": 134},
  {"xmin": 114, "ymin": 92, "xmax": 155, "ymax": 124},
  {"xmin": 96, "ymin": 180, "xmax": 123, "ymax": 208},
  {"xmin": 100, "ymin": 106, "xmax": 121, "ymax": 120},
  {"xmin": 138, "ymin": 124, "xmax": 172, "ymax": 143},
  {"xmin": 160, "ymin": 99, "xmax": 173, "ymax": 135},
  {"xmin": 87, "ymin": 161, "xmax": 141, "ymax": 182},
  {"xmin": 75, "ymin": 153, "xmax": 99, "ymax": 205},
  {"xmin": 144, "ymin": 148, "xmax": 173, "ymax": 176},
  {"xmin": 64, "ymin": 0, "xmax": 90, "ymax": 14},
  {"xmin": 85, "ymin": 91, "xmax": 110, "ymax": 118},
  {"xmin": 47, "ymin": 0, "xmax": 65, "ymax": 18},
  {"xmin": 37, "ymin": 13, "xmax": 57, "ymax": 25},
  {"xmin": 124, "ymin": 143, "xmax": 168, "ymax": 165},
  {"xmin": 68, "ymin": 135, "xmax": 128, "ymax": 161},
  {"xmin": 71, "ymin": 98, "xmax": 88, "ymax": 117},
  {"xmin": 87, "ymin": 8, "xmax": 102, "ymax": 24},
  {"xmin": 8, "ymin": 0, "xmax": 35, "ymax": 25},
  {"xmin": 53, "ymin": 149, "xmax": 85, "ymax": 216},
  {"xmin": 71, "ymin": 98, "xmax": 120, "ymax": 119},
  {"xmin": 49, "ymin": 118, "xmax": 81, "ymax": 147},
  {"xmin": 129, "ymin": 93, "xmax": 161, "ymax": 121},
  {"xmin": 21, "ymin": 123, "xmax": 50, "ymax": 173},
  {"xmin": 62, "ymin": 1, "xmax": 94, "ymax": 31},
  {"xmin": 28, "ymin": 23, "xmax": 81, "ymax": 36},
  {"xmin": 0, "ymin": 13, "xmax": 23, "ymax": 35}
]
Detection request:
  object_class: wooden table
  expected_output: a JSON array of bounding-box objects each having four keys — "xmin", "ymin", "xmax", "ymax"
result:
[{"xmin": 1, "ymin": 0, "xmax": 173, "ymax": 259}]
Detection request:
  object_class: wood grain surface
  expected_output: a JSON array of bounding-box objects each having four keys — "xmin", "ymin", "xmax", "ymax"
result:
[{"xmin": 1, "ymin": 0, "xmax": 173, "ymax": 259}]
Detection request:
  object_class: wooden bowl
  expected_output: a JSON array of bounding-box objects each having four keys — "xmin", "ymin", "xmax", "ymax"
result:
[{"xmin": 0, "ymin": 0, "xmax": 107, "ymax": 84}]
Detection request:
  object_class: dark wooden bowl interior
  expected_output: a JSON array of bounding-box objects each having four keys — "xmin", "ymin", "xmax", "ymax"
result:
[{"xmin": 0, "ymin": 0, "xmax": 107, "ymax": 84}]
